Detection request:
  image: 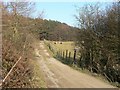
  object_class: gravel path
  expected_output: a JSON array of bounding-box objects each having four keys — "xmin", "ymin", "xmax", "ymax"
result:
[{"xmin": 35, "ymin": 41, "xmax": 116, "ymax": 88}]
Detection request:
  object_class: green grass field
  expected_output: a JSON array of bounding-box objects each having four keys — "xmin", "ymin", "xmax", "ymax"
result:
[
  {"xmin": 45, "ymin": 40, "xmax": 74, "ymax": 50},
  {"xmin": 44, "ymin": 40, "xmax": 79, "ymax": 58},
  {"xmin": 50, "ymin": 41, "xmax": 74, "ymax": 51}
]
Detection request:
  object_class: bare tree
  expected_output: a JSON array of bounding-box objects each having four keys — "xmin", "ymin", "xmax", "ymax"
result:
[
  {"xmin": 37, "ymin": 10, "xmax": 45, "ymax": 19},
  {"xmin": 75, "ymin": 2, "xmax": 120, "ymax": 84}
]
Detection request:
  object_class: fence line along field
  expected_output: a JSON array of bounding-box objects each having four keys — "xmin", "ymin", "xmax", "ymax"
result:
[
  {"xmin": 45, "ymin": 40, "xmax": 75, "ymax": 55},
  {"xmin": 44, "ymin": 40, "xmax": 81, "ymax": 65}
]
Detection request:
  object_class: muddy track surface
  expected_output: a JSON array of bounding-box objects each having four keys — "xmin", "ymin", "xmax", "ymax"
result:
[{"xmin": 35, "ymin": 41, "xmax": 116, "ymax": 88}]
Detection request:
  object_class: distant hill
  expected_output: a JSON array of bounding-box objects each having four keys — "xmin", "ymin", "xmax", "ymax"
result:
[{"xmin": 31, "ymin": 18, "xmax": 79, "ymax": 41}]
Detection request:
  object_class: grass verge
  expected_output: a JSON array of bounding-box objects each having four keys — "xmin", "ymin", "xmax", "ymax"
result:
[{"xmin": 29, "ymin": 58, "xmax": 46, "ymax": 88}]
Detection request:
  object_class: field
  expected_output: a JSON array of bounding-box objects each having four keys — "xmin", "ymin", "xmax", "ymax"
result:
[
  {"xmin": 44, "ymin": 40, "xmax": 80, "ymax": 61},
  {"xmin": 45, "ymin": 40, "xmax": 75, "ymax": 54},
  {"xmin": 47, "ymin": 41, "xmax": 75, "ymax": 51}
]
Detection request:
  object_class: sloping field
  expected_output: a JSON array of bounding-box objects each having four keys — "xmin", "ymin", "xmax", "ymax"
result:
[{"xmin": 45, "ymin": 40, "xmax": 76, "ymax": 56}]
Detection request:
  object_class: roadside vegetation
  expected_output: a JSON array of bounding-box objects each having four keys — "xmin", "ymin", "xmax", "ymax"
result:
[
  {"xmin": 75, "ymin": 2, "xmax": 120, "ymax": 87},
  {"xmin": 2, "ymin": 2, "xmax": 35, "ymax": 87},
  {"xmin": 1, "ymin": 2, "xmax": 46, "ymax": 87}
]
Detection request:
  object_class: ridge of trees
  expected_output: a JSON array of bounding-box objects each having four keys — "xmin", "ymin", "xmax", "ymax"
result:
[{"xmin": 30, "ymin": 18, "xmax": 79, "ymax": 41}]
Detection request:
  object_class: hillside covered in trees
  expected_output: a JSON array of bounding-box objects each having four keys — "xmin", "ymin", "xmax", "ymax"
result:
[{"xmin": 30, "ymin": 18, "xmax": 79, "ymax": 41}]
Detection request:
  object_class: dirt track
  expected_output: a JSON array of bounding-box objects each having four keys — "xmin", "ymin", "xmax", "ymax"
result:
[{"xmin": 35, "ymin": 41, "xmax": 116, "ymax": 88}]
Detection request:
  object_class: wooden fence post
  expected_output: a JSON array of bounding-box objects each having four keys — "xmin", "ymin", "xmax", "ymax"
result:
[
  {"xmin": 60, "ymin": 50, "xmax": 62, "ymax": 57},
  {"xmin": 79, "ymin": 56, "xmax": 82, "ymax": 67},
  {"xmin": 58, "ymin": 50, "xmax": 60, "ymax": 57},
  {"xmin": 63, "ymin": 51, "xmax": 65, "ymax": 59},
  {"xmin": 66, "ymin": 50, "xmax": 68, "ymax": 61},
  {"xmin": 73, "ymin": 49, "xmax": 77, "ymax": 64},
  {"xmin": 59, "ymin": 50, "xmax": 61, "ymax": 57},
  {"xmin": 57, "ymin": 51, "xmax": 58, "ymax": 57},
  {"xmin": 68, "ymin": 52, "xmax": 71, "ymax": 60}
]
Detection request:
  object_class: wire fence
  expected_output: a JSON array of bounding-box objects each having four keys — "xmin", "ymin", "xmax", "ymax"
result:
[{"xmin": 45, "ymin": 41, "xmax": 81, "ymax": 66}]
